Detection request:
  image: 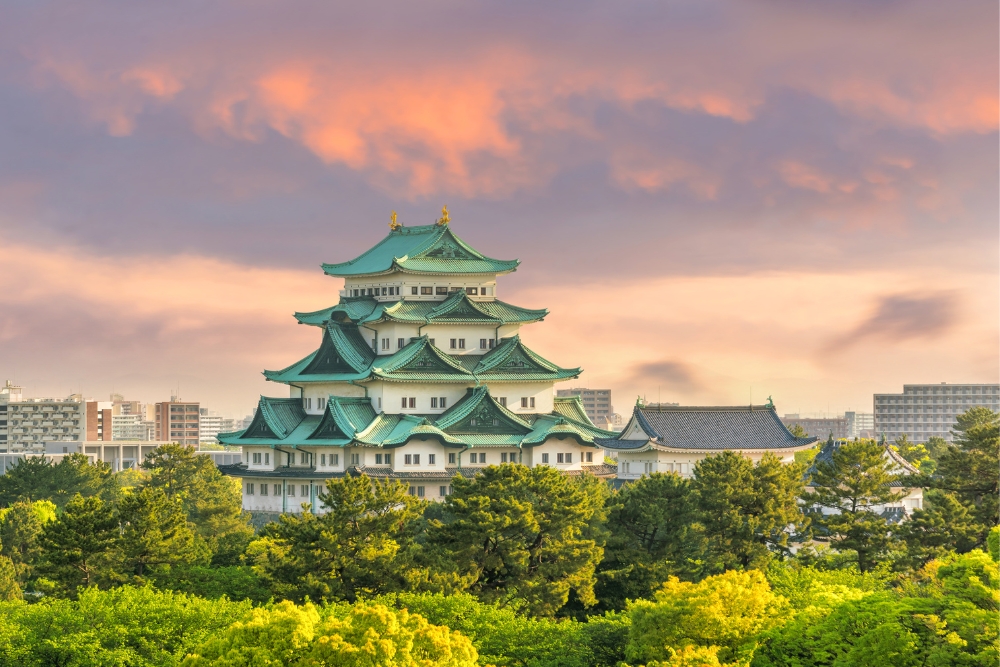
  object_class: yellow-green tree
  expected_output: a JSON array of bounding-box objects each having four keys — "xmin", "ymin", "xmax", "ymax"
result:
[
  {"xmin": 183, "ymin": 601, "xmax": 478, "ymax": 667},
  {"xmin": 627, "ymin": 569, "xmax": 786, "ymax": 667}
]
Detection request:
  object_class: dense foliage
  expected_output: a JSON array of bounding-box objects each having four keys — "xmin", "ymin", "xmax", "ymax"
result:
[{"xmin": 0, "ymin": 408, "xmax": 994, "ymax": 666}]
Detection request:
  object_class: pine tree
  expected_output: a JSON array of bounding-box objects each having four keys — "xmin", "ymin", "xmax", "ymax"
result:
[
  {"xmin": 117, "ymin": 487, "xmax": 204, "ymax": 579},
  {"xmin": 802, "ymin": 439, "xmax": 906, "ymax": 572},
  {"xmin": 37, "ymin": 494, "xmax": 120, "ymax": 594},
  {"xmin": 933, "ymin": 407, "xmax": 999, "ymax": 546}
]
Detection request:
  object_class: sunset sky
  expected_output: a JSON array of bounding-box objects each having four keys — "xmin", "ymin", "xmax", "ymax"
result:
[{"xmin": 0, "ymin": 1, "xmax": 997, "ymax": 418}]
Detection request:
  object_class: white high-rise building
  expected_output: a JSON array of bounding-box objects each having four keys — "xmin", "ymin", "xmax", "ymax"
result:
[
  {"xmin": 874, "ymin": 383, "xmax": 1000, "ymax": 443},
  {"xmin": 199, "ymin": 409, "xmax": 236, "ymax": 445}
]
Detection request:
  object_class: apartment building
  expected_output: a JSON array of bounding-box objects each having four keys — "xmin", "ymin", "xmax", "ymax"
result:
[
  {"xmin": 155, "ymin": 397, "xmax": 200, "ymax": 446},
  {"xmin": 0, "ymin": 381, "xmax": 87, "ymax": 452},
  {"xmin": 555, "ymin": 388, "xmax": 618, "ymax": 428},
  {"xmin": 874, "ymin": 383, "xmax": 1000, "ymax": 443},
  {"xmin": 199, "ymin": 409, "xmax": 237, "ymax": 445}
]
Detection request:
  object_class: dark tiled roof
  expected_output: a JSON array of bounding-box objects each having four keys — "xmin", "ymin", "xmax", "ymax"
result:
[
  {"xmin": 807, "ymin": 438, "xmax": 920, "ymax": 478},
  {"xmin": 603, "ymin": 405, "xmax": 818, "ymax": 451}
]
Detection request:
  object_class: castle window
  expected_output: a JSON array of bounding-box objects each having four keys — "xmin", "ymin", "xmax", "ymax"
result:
[
  {"xmin": 265, "ymin": 453, "xmax": 269, "ymax": 465},
  {"xmin": 541, "ymin": 453, "xmax": 549, "ymax": 463},
  {"xmin": 382, "ymin": 338, "xmax": 389, "ymax": 350},
  {"xmin": 440, "ymin": 486, "xmax": 448, "ymax": 496},
  {"xmin": 439, "ymin": 397, "xmax": 447, "ymax": 408},
  {"xmin": 566, "ymin": 453, "xmax": 572, "ymax": 463},
  {"xmin": 273, "ymin": 485, "xmax": 280, "ymax": 495},
  {"xmin": 287, "ymin": 485, "xmax": 295, "ymax": 497},
  {"xmin": 412, "ymin": 287, "xmax": 419, "ymax": 295},
  {"xmin": 421, "ymin": 287, "xmax": 433, "ymax": 295},
  {"xmin": 376, "ymin": 454, "xmax": 383, "ymax": 464},
  {"xmin": 351, "ymin": 453, "xmax": 359, "ymax": 465},
  {"xmin": 367, "ymin": 288, "xmax": 373, "ymax": 296},
  {"xmin": 260, "ymin": 484, "xmax": 268, "ymax": 496},
  {"xmin": 489, "ymin": 339, "xmax": 495, "ymax": 348},
  {"xmin": 458, "ymin": 339, "xmax": 466, "ymax": 349},
  {"xmin": 448, "ymin": 453, "xmax": 456, "ymax": 464},
  {"xmin": 450, "ymin": 339, "xmax": 457, "ymax": 349},
  {"xmin": 436, "ymin": 287, "xmax": 448, "ymax": 295},
  {"xmin": 501, "ymin": 452, "xmax": 508, "ymax": 463},
  {"xmin": 409, "ymin": 398, "xmax": 416, "ymax": 408},
  {"xmin": 557, "ymin": 453, "xmax": 564, "ymax": 463},
  {"xmin": 585, "ymin": 452, "xmax": 593, "ymax": 462},
  {"xmin": 247, "ymin": 483, "xmax": 254, "ymax": 495},
  {"xmin": 352, "ymin": 289, "xmax": 359, "ymax": 297},
  {"xmin": 301, "ymin": 485, "xmax": 309, "ymax": 496},
  {"xmin": 381, "ymin": 287, "xmax": 387, "ymax": 296},
  {"xmin": 332, "ymin": 454, "xmax": 339, "ymax": 465},
  {"xmin": 429, "ymin": 454, "xmax": 435, "ymax": 464},
  {"xmin": 429, "ymin": 338, "xmax": 435, "ymax": 346},
  {"xmin": 253, "ymin": 452, "xmax": 261, "ymax": 464},
  {"xmin": 402, "ymin": 397, "xmax": 407, "ymax": 408},
  {"xmin": 498, "ymin": 397, "xmax": 507, "ymax": 407},
  {"xmin": 480, "ymin": 339, "xmax": 488, "ymax": 349},
  {"xmin": 397, "ymin": 338, "xmax": 405, "ymax": 349},
  {"xmin": 431, "ymin": 397, "xmax": 437, "ymax": 408},
  {"xmin": 467, "ymin": 287, "xmax": 478, "ymax": 295},
  {"xmin": 321, "ymin": 454, "xmax": 326, "ymax": 465}
]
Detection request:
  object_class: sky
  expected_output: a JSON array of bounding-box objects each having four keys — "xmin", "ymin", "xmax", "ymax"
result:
[{"xmin": 0, "ymin": 0, "xmax": 996, "ymax": 418}]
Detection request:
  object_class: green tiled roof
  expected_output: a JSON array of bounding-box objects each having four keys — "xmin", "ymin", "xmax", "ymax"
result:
[
  {"xmin": 265, "ymin": 333, "xmax": 579, "ymax": 384},
  {"xmin": 219, "ymin": 388, "xmax": 610, "ymax": 451},
  {"xmin": 321, "ymin": 224, "xmax": 519, "ymax": 277},
  {"xmin": 294, "ymin": 293, "xmax": 546, "ymax": 328},
  {"xmin": 553, "ymin": 396, "xmax": 591, "ymax": 423}
]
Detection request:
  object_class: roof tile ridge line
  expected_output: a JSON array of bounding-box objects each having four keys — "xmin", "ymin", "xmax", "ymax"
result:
[
  {"xmin": 427, "ymin": 289, "xmax": 468, "ymax": 317},
  {"xmin": 432, "ymin": 227, "xmax": 520, "ymax": 267},
  {"xmin": 326, "ymin": 322, "xmax": 375, "ymax": 371},
  {"xmin": 322, "ymin": 225, "xmax": 417, "ymax": 270},
  {"xmin": 354, "ymin": 412, "xmax": 399, "ymax": 443},
  {"xmin": 375, "ymin": 336, "xmax": 431, "ymax": 373},
  {"xmin": 473, "ymin": 335, "xmax": 519, "ymax": 372},
  {"xmin": 258, "ymin": 396, "xmax": 290, "ymax": 439},
  {"xmin": 400, "ymin": 224, "xmax": 449, "ymax": 261},
  {"xmin": 433, "ymin": 385, "xmax": 489, "ymax": 429},
  {"xmin": 328, "ymin": 396, "xmax": 362, "ymax": 437},
  {"xmin": 490, "ymin": 298, "xmax": 549, "ymax": 316}
]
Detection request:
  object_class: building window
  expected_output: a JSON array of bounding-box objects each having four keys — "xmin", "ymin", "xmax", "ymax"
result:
[
  {"xmin": 376, "ymin": 454, "xmax": 383, "ymax": 464},
  {"xmin": 459, "ymin": 339, "xmax": 466, "ymax": 349},
  {"xmin": 428, "ymin": 454, "xmax": 435, "ymax": 464},
  {"xmin": 450, "ymin": 339, "xmax": 457, "ymax": 349},
  {"xmin": 301, "ymin": 485, "xmax": 309, "ymax": 496},
  {"xmin": 402, "ymin": 397, "xmax": 407, "ymax": 408},
  {"xmin": 332, "ymin": 454, "xmax": 339, "ymax": 465},
  {"xmin": 439, "ymin": 397, "xmax": 447, "ymax": 409},
  {"xmin": 247, "ymin": 483, "xmax": 254, "ymax": 495},
  {"xmin": 352, "ymin": 289, "xmax": 359, "ymax": 297},
  {"xmin": 520, "ymin": 397, "xmax": 535, "ymax": 409},
  {"xmin": 372, "ymin": 339, "xmax": 378, "ymax": 352},
  {"xmin": 273, "ymin": 484, "xmax": 280, "ymax": 495},
  {"xmin": 265, "ymin": 453, "xmax": 270, "ymax": 465},
  {"xmin": 409, "ymin": 486, "xmax": 426, "ymax": 497},
  {"xmin": 351, "ymin": 453, "xmax": 359, "ymax": 465},
  {"xmin": 501, "ymin": 452, "xmax": 508, "ymax": 463},
  {"xmin": 261, "ymin": 484, "xmax": 268, "ymax": 496},
  {"xmin": 542, "ymin": 453, "xmax": 549, "ymax": 463},
  {"xmin": 381, "ymin": 287, "xmax": 388, "ymax": 296},
  {"xmin": 287, "ymin": 485, "xmax": 295, "ymax": 497},
  {"xmin": 411, "ymin": 286, "xmax": 418, "ymax": 295},
  {"xmin": 440, "ymin": 485, "xmax": 448, "ymax": 496},
  {"xmin": 397, "ymin": 338, "xmax": 405, "ymax": 349},
  {"xmin": 448, "ymin": 453, "xmax": 456, "ymax": 464},
  {"xmin": 420, "ymin": 286, "xmax": 432, "ymax": 295},
  {"xmin": 253, "ymin": 452, "xmax": 262, "ymax": 464},
  {"xmin": 436, "ymin": 287, "xmax": 448, "ymax": 295},
  {"xmin": 498, "ymin": 397, "xmax": 507, "ymax": 407},
  {"xmin": 382, "ymin": 338, "xmax": 389, "ymax": 350},
  {"xmin": 585, "ymin": 452, "xmax": 593, "ymax": 462},
  {"xmin": 480, "ymin": 338, "xmax": 488, "ymax": 349},
  {"xmin": 321, "ymin": 454, "xmax": 326, "ymax": 465},
  {"xmin": 467, "ymin": 287, "xmax": 478, "ymax": 295},
  {"xmin": 431, "ymin": 397, "xmax": 438, "ymax": 408},
  {"xmin": 429, "ymin": 338, "xmax": 436, "ymax": 346},
  {"xmin": 409, "ymin": 397, "xmax": 416, "ymax": 409},
  {"xmin": 557, "ymin": 453, "xmax": 564, "ymax": 464}
]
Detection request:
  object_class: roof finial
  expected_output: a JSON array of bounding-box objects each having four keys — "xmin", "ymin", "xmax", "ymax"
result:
[
  {"xmin": 765, "ymin": 395, "xmax": 774, "ymax": 409},
  {"xmin": 389, "ymin": 210, "xmax": 401, "ymax": 231},
  {"xmin": 437, "ymin": 205, "xmax": 450, "ymax": 226}
]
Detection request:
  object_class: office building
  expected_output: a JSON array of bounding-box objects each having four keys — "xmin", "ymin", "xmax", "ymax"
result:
[
  {"xmin": 86, "ymin": 401, "xmax": 113, "ymax": 441},
  {"xmin": 112, "ymin": 413, "xmax": 155, "ymax": 441},
  {"xmin": 874, "ymin": 383, "xmax": 1000, "ymax": 443},
  {"xmin": 844, "ymin": 411, "xmax": 874, "ymax": 439}
]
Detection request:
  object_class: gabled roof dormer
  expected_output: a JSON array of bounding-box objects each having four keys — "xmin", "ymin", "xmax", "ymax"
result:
[
  {"xmin": 239, "ymin": 397, "xmax": 306, "ymax": 440},
  {"xmin": 435, "ymin": 385, "xmax": 532, "ymax": 435}
]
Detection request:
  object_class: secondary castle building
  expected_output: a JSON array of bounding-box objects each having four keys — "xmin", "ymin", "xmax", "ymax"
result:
[
  {"xmin": 598, "ymin": 400, "xmax": 819, "ymax": 483},
  {"xmin": 219, "ymin": 210, "xmax": 615, "ymax": 513}
]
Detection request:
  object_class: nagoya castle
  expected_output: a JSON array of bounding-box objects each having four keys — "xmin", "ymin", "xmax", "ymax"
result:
[{"xmin": 220, "ymin": 208, "xmax": 616, "ymax": 513}]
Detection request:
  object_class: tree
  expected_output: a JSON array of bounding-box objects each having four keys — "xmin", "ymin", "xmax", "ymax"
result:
[
  {"xmin": 597, "ymin": 472, "xmax": 699, "ymax": 610},
  {"xmin": 36, "ymin": 494, "xmax": 120, "ymax": 594},
  {"xmin": 787, "ymin": 424, "xmax": 807, "ymax": 438},
  {"xmin": 183, "ymin": 600, "xmax": 479, "ymax": 667},
  {"xmin": 802, "ymin": 439, "xmax": 906, "ymax": 572},
  {"xmin": 933, "ymin": 407, "xmax": 999, "ymax": 547},
  {"xmin": 0, "ymin": 500, "xmax": 55, "ymax": 584},
  {"xmin": 249, "ymin": 474, "xmax": 424, "ymax": 603},
  {"xmin": 923, "ymin": 435, "xmax": 950, "ymax": 461},
  {"xmin": 626, "ymin": 570, "xmax": 786, "ymax": 667},
  {"xmin": 428, "ymin": 465, "xmax": 607, "ymax": 617},
  {"xmin": 691, "ymin": 452, "xmax": 805, "ymax": 573},
  {"xmin": 142, "ymin": 444, "xmax": 254, "ymax": 565},
  {"xmin": 0, "ymin": 556, "xmax": 20, "ymax": 601},
  {"xmin": 892, "ymin": 435, "xmax": 934, "ymax": 473},
  {"xmin": 0, "ymin": 454, "xmax": 112, "ymax": 509},
  {"xmin": 895, "ymin": 489, "xmax": 981, "ymax": 569},
  {"xmin": 117, "ymin": 487, "xmax": 205, "ymax": 580}
]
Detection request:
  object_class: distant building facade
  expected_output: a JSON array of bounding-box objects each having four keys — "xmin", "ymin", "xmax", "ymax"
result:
[
  {"xmin": 155, "ymin": 397, "xmax": 200, "ymax": 446},
  {"xmin": 844, "ymin": 411, "xmax": 874, "ymax": 439},
  {"xmin": 199, "ymin": 409, "xmax": 237, "ymax": 445},
  {"xmin": 86, "ymin": 401, "xmax": 113, "ymax": 441},
  {"xmin": 0, "ymin": 381, "xmax": 87, "ymax": 453},
  {"xmin": 781, "ymin": 414, "xmax": 850, "ymax": 440},
  {"xmin": 112, "ymin": 413, "xmax": 155, "ymax": 441},
  {"xmin": 874, "ymin": 383, "xmax": 1000, "ymax": 443}
]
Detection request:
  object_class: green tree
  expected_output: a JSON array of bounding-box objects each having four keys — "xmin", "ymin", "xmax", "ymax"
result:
[
  {"xmin": 895, "ymin": 489, "xmax": 981, "ymax": 569},
  {"xmin": 142, "ymin": 444, "xmax": 254, "ymax": 565},
  {"xmin": 692, "ymin": 452, "xmax": 805, "ymax": 573},
  {"xmin": 249, "ymin": 474, "xmax": 424, "ymax": 603},
  {"xmin": 786, "ymin": 424, "xmax": 807, "ymax": 438},
  {"xmin": 802, "ymin": 439, "xmax": 906, "ymax": 572},
  {"xmin": 0, "ymin": 454, "xmax": 112, "ymax": 509},
  {"xmin": 597, "ymin": 472, "xmax": 699, "ymax": 610},
  {"xmin": 627, "ymin": 569, "xmax": 786, "ymax": 667},
  {"xmin": 0, "ymin": 500, "xmax": 55, "ymax": 584},
  {"xmin": 924, "ymin": 435, "xmax": 950, "ymax": 461},
  {"xmin": 0, "ymin": 556, "xmax": 21, "ymax": 601},
  {"xmin": 36, "ymin": 494, "xmax": 120, "ymax": 594},
  {"xmin": 428, "ymin": 465, "xmax": 607, "ymax": 617},
  {"xmin": 933, "ymin": 407, "xmax": 999, "ymax": 547},
  {"xmin": 117, "ymin": 487, "xmax": 205, "ymax": 580}
]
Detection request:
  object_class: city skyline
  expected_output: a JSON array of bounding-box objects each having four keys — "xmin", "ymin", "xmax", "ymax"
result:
[{"xmin": 0, "ymin": 2, "xmax": 996, "ymax": 416}]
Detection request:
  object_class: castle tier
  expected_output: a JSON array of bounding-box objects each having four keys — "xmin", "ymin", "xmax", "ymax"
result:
[{"xmin": 219, "ymin": 215, "xmax": 617, "ymax": 514}]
